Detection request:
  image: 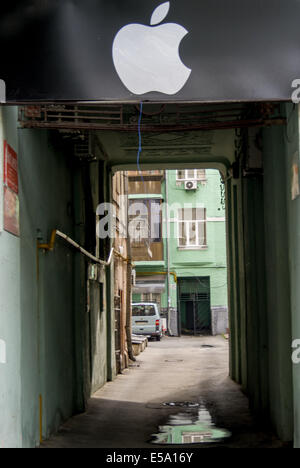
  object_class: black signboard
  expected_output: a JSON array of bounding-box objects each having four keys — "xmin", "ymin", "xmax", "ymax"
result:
[{"xmin": 0, "ymin": 0, "xmax": 300, "ymax": 102}]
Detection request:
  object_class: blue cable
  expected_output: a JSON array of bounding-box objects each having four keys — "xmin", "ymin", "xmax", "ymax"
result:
[
  {"xmin": 136, "ymin": 102, "xmax": 151, "ymax": 253},
  {"xmin": 137, "ymin": 102, "xmax": 143, "ymax": 179}
]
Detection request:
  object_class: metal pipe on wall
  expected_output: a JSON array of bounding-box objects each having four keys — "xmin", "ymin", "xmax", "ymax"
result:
[
  {"xmin": 165, "ymin": 170, "xmax": 172, "ymax": 336},
  {"xmin": 38, "ymin": 229, "xmax": 115, "ymax": 266}
]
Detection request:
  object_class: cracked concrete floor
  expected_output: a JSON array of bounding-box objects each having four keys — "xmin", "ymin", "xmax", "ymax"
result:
[{"xmin": 42, "ymin": 335, "xmax": 286, "ymax": 448}]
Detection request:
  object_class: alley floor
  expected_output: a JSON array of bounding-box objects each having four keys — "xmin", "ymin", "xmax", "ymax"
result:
[{"xmin": 42, "ymin": 336, "xmax": 286, "ymax": 448}]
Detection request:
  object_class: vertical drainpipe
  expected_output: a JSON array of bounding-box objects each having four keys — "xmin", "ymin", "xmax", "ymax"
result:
[
  {"xmin": 106, "ymin": 166, "xmax": 115, "ymax": 381},
  {"xmin": 165, "ymin": 170, "xmax": 172, "ymax": 336}
]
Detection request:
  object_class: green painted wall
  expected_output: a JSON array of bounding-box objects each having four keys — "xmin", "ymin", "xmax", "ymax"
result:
[
  {"xmin": 18, "ymin": 129, "xmax": 112, "ymax": 446},
  {"xmin": 0, "ymin": 109, "xmax": 113, "ymax": 447},
  {"xmin": 263, "ymin": 120, "xmax": 293, "ymax": 441},
  {"xmin": 243, "ymin": 174, "xmax": 269, "ymax": 415},
  {"xmin": 19, "ymin": 128, "xmax": 78, "ymax": 446},
  {"xmin": 284, "ymin": 103, "xmax": 300, "ymax": 447},
  {"xmin": 166, "ymin": 169, "xmax": 227, "ymax": 311},
  {"xmin": 225, "ymin": 122, "xmax": 294, "ymax": 440},
  {"xmin": 0, "ymin": 107, "xmax": 22, "ymax": 448}
]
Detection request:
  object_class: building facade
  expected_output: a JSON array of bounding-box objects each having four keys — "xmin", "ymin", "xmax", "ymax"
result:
[
  {"xmin": 130, "ymin": 169, "xmax": 228, "ymax": 337},
  {"xmin": 112, "ymin": 171, "xmax": 133, "ymax": 373}
]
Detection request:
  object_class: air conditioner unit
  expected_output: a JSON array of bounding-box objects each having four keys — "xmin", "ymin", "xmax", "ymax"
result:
[{"xmin": 185, "ymin": 180, "xmax": 198, "ymax": 191}]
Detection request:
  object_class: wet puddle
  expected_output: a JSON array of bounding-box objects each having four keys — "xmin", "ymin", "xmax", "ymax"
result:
[
  {"xmin": 151, "ymin": 403, "xmax": 231, "ymax": 445},
  {"xmin": 164, "ymin": 401, "xmax": 200, "ymax": 408}
]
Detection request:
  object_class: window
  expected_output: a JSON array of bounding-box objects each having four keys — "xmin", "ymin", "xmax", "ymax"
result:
[
  {"xmin": 132, "ymin": 305, "xmax": 156, "ymax": 317},
  {"xmin": 177, "ymin": 169, "xmax": 206, "ymax": 181},
  {"xmin": 127, "ymin": 170, "xmax": 164, "ymax": 195},
  {"xmin": 128, "ymin": 199, "xmax": 162, "ymax": 244},
  {"xmin": 178, "ymin": 208, "xmax": 207, "ymax": 248},
  {"xmin": 182, "ymin": 432, "xmax": 213, "ymax": 443}
]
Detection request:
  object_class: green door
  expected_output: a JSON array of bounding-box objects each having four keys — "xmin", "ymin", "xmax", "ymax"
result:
[{"xmin": 178, "ymin": 278, "xmax": 211, "ymax": 335}]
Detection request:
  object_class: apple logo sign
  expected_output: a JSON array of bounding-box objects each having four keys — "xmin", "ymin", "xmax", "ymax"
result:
[{"xmin": 112, "ymin": 1, "xmax": 192, "ymax": 95}]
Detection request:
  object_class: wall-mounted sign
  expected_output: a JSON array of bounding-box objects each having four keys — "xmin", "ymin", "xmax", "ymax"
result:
[
  {"xmin": 3, "ymin": 141, "xmax": 18, "ymax": 194},
  {"xmin": 4, "ymin": 187, "xmax": 20, "ymax": 237},
  {"xmin": 112, "ymin": 2, "xmax": 191, "ymax": 95},
  {"xmin": 1, "ymin": 0, "xmax": 300, "ymax": 102}
]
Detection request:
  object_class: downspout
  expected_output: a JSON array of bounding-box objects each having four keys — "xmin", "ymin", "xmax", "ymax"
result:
[
  {"xmin": 125, "ymin": 174, "xmax": 136, "ymax": 362},
  {"xmin": 165, "ymin": 170, "xmax": 172, "ymax": 336}
]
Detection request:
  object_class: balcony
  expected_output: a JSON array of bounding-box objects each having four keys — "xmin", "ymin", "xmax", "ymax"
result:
[{"xmin": 128, "ymin": 170, "xmax": 164, "ymax": 195}]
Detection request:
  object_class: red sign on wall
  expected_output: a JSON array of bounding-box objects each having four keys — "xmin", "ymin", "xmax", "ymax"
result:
[
  {"xmin": 3, "ymin": 141, "xmax": 18, "ymax": 194},
  {"xmin": 3, "ymin": 187, "xmax": 20, "ymax": 237}
]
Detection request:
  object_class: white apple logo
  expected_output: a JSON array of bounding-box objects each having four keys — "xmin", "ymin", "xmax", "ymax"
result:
[{"xmin": 112, "ymin": 1, "xmax": 191, "ymax": 95}]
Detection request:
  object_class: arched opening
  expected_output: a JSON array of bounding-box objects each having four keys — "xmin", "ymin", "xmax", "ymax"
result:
[{"xmin": 0, "ymin": 100, "xmax": 297, "ymax": 447}]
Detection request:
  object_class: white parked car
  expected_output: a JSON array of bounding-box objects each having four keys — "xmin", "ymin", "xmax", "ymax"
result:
[{"xmin": 132, "ymin": 302, "xmax": 163, "ymax": 341}]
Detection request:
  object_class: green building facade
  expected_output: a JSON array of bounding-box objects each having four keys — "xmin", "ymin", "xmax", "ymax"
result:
[{"xmin": 131, "ymin": 169, "xmax": 228, "ymax": 336}]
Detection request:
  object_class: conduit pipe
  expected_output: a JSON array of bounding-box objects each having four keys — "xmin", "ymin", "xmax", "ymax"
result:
[{"xmin": 38, "ymin": 229, "xmax": 130, "ymax": 266}]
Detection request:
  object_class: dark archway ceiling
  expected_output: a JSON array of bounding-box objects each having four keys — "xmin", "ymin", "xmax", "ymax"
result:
[{"xmin": 19, "ymin": 102, "xmax": 285, "ymax": 170}]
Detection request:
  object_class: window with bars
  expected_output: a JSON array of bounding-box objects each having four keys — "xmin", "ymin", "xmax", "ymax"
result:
[
  {"xmin": 176, "ymin": 169, "xmax": 206, "ymax": 181},
  {"xmin": 178, "ymin": 208, "xmax": 207, "ymax": 248}
]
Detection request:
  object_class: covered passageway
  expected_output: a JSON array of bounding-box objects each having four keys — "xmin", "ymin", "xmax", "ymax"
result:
[
  {"xmin": 1, "ymin": 0, "xmax": 300, "ymax": 448},
  {"xmin": 18, "ymin": 101, "xmax": 298, "ymax": 446}
]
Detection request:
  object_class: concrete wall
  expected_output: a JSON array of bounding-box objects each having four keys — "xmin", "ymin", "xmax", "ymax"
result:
[
  {"xmin": 226, "ymin": 138, "xmax": 269, "ymax": 415},
  {"xmin": 243, "ymin": 174, "xmax": 269, "ymax": 415},
  {"xmin": 226, "ymin": 122, "xmax": 294, "ymax": 441},
  {"xmin": 226, "ymin": 176, "xmax": 247, "ymax": 387},
  {"xmin": 19, "ymin": 128, "xmax": 78, "ymax": 446},
  {"xmin": 0, "ymin": 114, "xmax": 112, "ymax": 447},
  {"xmin": 211, "ymin": 307, "xmax": 228, "ymax": 336},
  {"xmin": 18, "ymin": 130, "xmax": 113, "ymax": 446},
  {"xmin": 0, "ymin": 107, "xmax": 22, "ymax": 448},
  {"xmin": 263, "ymin": 121, "xmax": 293, "ymax": 442},
  {"xmin": 284, "ymin": 103, "xmax": 300, "ymax": 447}
]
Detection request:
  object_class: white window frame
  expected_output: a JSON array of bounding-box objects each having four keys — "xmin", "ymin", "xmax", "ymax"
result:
[
  {"xmin": 177, "ymin": 208, "xmax": 207, "ymax": 249},
  {"xmin": 176, "ymin": 169, "xmax": 206, "ymax": 181}
]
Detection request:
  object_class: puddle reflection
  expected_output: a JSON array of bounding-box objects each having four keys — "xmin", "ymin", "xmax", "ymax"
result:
[
  {"xmin": 151, "ymin": 403, "xmax": 231, "ymax": 445},
  {"xmin": 164, "ymin": 401, "xmax": 200, "ymax": 408}
]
